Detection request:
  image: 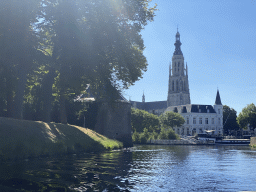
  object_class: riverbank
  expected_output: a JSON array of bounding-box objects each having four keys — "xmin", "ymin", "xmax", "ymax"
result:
[
  {"xmin": 147, "ymin": 139, "xmax": 214, "ymax": 145},
  {"xmin": 0, "ymin": 117, "xmax": 123, "ymax": 160},
  {"xmin": 250, "ymin": 137, "xmax": 256, "ymax": 148}
]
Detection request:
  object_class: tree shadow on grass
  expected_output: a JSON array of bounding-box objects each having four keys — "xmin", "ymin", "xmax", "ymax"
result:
[{"xmin": 0, "ymin": 117, "xmax": 107, "ymax": 160}]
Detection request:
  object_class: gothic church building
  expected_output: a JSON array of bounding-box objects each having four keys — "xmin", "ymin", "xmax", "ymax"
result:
[{"xmin": 131, "ymin": 31, "xmax": 223, "ymax": 136}]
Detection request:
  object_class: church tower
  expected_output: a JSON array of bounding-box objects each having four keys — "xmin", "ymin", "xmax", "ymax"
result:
[
  {"xmin": 167, "ymin": 30, "xmax": 191, "ymax": 107},
  {"xmin": 142, "ymin": 91, "xmax": 145, "ymax": 103}
]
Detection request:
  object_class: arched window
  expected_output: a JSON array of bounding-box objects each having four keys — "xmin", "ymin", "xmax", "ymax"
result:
[
  {"xmin": 178, "ymin": 62, "xmax": 180, "ymax": 71},
  {"xmin": 180, "ymin": 81, "xmax": 183, "ymax": 91},
  {"xmin": 176, "ymin": 80, "xmax": 179, "ymax": 91},
  {"xmin": 172, "ymin": 81, "xmax": 174, "ymax": 91}
]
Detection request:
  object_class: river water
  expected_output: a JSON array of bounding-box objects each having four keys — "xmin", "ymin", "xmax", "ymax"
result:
[{"xmin": 1, "ymin": 145, "xmax": 256, "ymax": 191}]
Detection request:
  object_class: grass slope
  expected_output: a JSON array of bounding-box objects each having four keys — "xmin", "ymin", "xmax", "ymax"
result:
[{"xmin": 0, "ymin": 117, "xmax": 123, "ymax": 160}]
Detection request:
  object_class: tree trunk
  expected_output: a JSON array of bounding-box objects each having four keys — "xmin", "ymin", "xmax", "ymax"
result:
[
  {"xmin": 6, "ymin": 72, "xmax": 14, "ymax": 118},
  {"xmin": 13, "ymin": 65, "xmax": 27, "ymax": 119},
  {"xmin": 41, "ymin": 67, "xmax": 56, "ymax": 122},
  {"xmin": 6, "ymin": 87, "xmax": 14, "ymax": 118},
  {"xmin": 59, "ymin": 91, "xmax": 67, "ymax": 124}
]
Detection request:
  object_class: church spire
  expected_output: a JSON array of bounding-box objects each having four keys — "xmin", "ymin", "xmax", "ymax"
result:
[
  {"xmin": 142, "ymin": 91, "xmax": 145, "ymax": 103},
  {"xmin": 215, "ymin": 89, "xmax": 222, "ymax": 105},
  {"xmin": 174, "ymin": 29, "xmax": 183, "ymax": 55}
]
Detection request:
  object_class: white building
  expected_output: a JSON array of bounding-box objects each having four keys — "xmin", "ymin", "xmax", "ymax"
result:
[{"xmin": 165, "ymin": 90, "xmax": 223, "ymax": 136}]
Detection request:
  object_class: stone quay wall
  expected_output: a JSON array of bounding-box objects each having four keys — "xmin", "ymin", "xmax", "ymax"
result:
[
  {"xmin": 147, "ymin": 139, "xmax": 215, "ymax": 145},
  {"xmin": 148, "ymin": 140, "xmax": 191, "ymax": 145}
]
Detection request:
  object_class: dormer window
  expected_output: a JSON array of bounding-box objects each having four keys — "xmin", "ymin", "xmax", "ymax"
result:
[{"xmin": 199, "ymin": 109, "xmax": 201, "ymax": 113}]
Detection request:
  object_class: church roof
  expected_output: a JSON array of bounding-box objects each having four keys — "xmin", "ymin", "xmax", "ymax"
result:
[
  {"xmin": 215, "ymin": 89, "xmax": 222, "ymax": 105},
  {"xmin": 166, "ymin": 104, "xmax": 216, "ymax": 114},
  {"xmin": 130, "ymin": 101, "xmax": 167, "ymax": 111}
]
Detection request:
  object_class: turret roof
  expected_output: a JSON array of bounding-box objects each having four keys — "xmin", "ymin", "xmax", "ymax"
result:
[{"xmin": 215, "ymin": 89, "xmax": 222, "ymax": 105}]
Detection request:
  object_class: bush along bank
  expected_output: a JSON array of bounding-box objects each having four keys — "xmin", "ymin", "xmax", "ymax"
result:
[
  {"xmin": 131, "ymin": 109, "xmax": 184, "ymax": 144},
  {"xmin": 0, "ymin": 117, "xmax": 123, "ymax": 160},
  {"xmin": 132, "ymin": 127, "xmax": 180, "ymax": 144}
]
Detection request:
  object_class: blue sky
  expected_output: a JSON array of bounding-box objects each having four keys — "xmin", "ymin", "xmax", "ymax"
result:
[{"xmin": 124, "ymin": 0, "xmax": 256, "ymax": 114}]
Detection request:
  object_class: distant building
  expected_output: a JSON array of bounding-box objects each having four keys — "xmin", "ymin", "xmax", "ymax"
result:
[
  {"xmin": 165, "ymin": 90, "xmax": 223, "ymax": 135},
  {"xmin": 130, "ymin": 30, "xmax": 223, "ymax": 135}
]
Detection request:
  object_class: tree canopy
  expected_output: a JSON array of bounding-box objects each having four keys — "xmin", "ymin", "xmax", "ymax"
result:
[
  {"xmin": 131, "ymin": 108, "xmax": 159, "ymax": 133},
  {"xmin": 223, "ymin": 105, "xmax": 239, "ymax": 135},
  {"xmin": 237, "ymin": 103, "xmax": 256, "ymax": 130},
  {"xmin": 159, "ymin": 111, "xmax": 185, "ymax": 129},
  {"xmin": 0, "ymin": 0, "xmax": 157, "ymax": 123}
]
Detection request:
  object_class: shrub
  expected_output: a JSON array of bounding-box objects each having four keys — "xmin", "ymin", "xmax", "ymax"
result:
[
  {"xmin": 132, "ymin": 131, "xmax": 140, "ymax": 143},
  {"xmin": 158, "ymin": 127, "xmax": 179, "ymax": 140}
]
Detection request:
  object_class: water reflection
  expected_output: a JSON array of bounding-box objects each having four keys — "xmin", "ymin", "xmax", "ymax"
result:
[{"xmin": 0, "ymin": 145, "xmax": 256, "ymax": 191}]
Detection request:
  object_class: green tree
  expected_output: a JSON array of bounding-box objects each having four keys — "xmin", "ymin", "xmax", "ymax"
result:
[
  {"xmin": 223, "ymin": 105, "xmax": 240, "ymax": 135},
  {"xmin": 37, "ymin": 0, "xmax": 157, "ymax": 123},
  {"xmin": 131, "ymin": 108, "xmax": 159, "ymax": 133},
  {"xmin": 158, "ymin": 128, "xmax": 178, "ymax": 140},
  {"xmin": 159, "ymin": 111, "xmax": 185, "ymax": 129},
  {"xmin": 237, "ymin": 103, "xmax": 256, "ymax": 130},
  {"xmin": 0, "ymin": 0, "xmax": 42, "ymax": 119}
]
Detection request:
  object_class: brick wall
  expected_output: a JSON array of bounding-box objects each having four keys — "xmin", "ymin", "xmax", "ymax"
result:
[{"xmin": 95, "ymin": 102, "xmax": 133, "ymax": 147}]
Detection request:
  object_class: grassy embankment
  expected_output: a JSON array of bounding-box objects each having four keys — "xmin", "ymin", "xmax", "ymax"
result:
[{"xmin": 0, "ymin": 117, "xmax": 123, "ymax": 160}]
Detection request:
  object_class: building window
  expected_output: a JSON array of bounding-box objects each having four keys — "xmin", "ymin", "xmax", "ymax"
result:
[
  {"xmin": 199, "ymin": 109, "xmax": 201, "ymax": 113},
  {"xmin": 218, "ymin": 118, "xmax": 221, "ymax": 125},
  {"xmin": 205, "ymin": 118, "xmax": 208, "ymax": 124},
  {"xmin": 207, "ymin": 109, "xmax": 210, "ymax": 113},
  {"xmin": 193, "ymin": 118, "xmax": 196, "ymax": 124},
  {"xmin": 212, "ymin": 118, "xmax": 214, "ymax": 124},
  {"xmin": 199, "ymin": 118, "xmax": 202, "ymax": 124},
  {"xmin": 218, "ymin": 109, "xmax": 220, "ymax": 114},
  {"xmin": 187, "ymin": 118, "xmax": 189, "ymax": 124}
]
